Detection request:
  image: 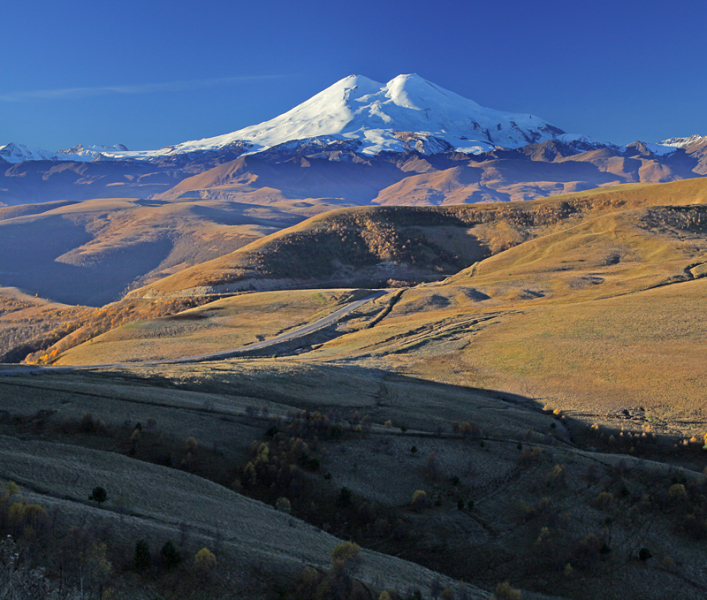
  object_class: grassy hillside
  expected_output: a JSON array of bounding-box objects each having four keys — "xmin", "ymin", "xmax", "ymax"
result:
[
  {"xmin": 0, "ymin": 196, "xmax": 305, "ymax": 306},
  {"xmin": 0, "ymin": 286, "xmax": 93, "ymax": 363},
  {"xmin": 133, "ymin": 178, "xmax": 707, "ymax": 299},
  {"xmin": 303, "ymin": 179, "xmax": 707, "ymax": 433},
  {"xmin": 43, "ymin": 177, "xmax": 707, "ymax": 438},
  {"xmin": 129, "ymin": 207, "xmax": 486, "ymax": 296},
  {"xmin": 2, "ymin": 356, "xmax": 706, "ymax": 599},
  {"xmin": 57, "ymin": 289, "xmax": 376, "ymax": 365},
  {"xmin": 3, "ymin": 178, "xmax": 707, "ymax": 599}
]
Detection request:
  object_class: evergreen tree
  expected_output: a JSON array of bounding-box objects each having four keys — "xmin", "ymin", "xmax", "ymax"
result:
[{"xmin": 160, "ymin": 540, "xmax": 182, "ymax": 570}]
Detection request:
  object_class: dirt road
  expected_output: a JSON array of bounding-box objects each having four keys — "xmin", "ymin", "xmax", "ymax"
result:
[{"xmin": 0, "ymin": 290, "xmax": 388, "ymax": 374}]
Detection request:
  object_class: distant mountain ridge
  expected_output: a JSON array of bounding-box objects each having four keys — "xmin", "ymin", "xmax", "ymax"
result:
[
  {"xmin": 0, "ymin": 142, "xmax": 129, "ymax": 164},
  {"xmin": 659, "ymin": 134, "xmax": 707, "ymax": 149},
  {"xmin": 1, "ymin": 74, "xmax": 706, "ymax": 208},
  {"xmin": 1, "ymin": 73, "xmax": 702, "ymax": 165}
]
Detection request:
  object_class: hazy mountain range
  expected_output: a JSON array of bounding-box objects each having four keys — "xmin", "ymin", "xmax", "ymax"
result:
[{"xmin": 2, "ymin": 74, "xmax": 705, "ymax": 208}]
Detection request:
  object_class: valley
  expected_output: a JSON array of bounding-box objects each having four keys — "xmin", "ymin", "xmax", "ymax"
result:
[{"xmin": 1, "ymin": 177, "xmax": 707, "ymax": 600}]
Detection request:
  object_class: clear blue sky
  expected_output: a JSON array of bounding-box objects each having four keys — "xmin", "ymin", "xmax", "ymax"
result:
[{"xmin": 2, "ymin": 0, "xmax": 706, "ymax": 150}]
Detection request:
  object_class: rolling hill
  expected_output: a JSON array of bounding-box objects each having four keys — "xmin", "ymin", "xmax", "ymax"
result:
[
  {"xmin": 3, "ymin": 177, "xmax": 707, "ymax": 600},
  {"xmin": 0, "ymin": 197, "xmax": 313, "ymax": 305}
]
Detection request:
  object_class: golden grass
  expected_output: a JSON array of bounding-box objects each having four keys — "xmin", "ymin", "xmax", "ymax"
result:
[
  {"xmin": 0, "ymin": 287, "xmax": 92, "ymax": 362},
  {"xmin": 454, "ymin": 278, "xmax": 707, "ymax": 414},
  {"xmin": 24, "ymin": 179, "xmax": 707, "ymax": 433},
  {"xmin": 57, "ymin": 289, "xmax": 366, "ymax": 365},
  {"xmin": 301, "ymin": 181, "xmax": 707, "ymax": 431}
]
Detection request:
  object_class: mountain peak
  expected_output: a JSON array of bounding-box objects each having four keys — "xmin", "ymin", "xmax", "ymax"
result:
[
  {"xmin": 136, "ymin": 73, "xmax": 565, "ymax": 159},
  {"xmin": 5, "ymin": 75, "xmax": 568, "ymax": 163},
  {"xmin": 659, "ymin": 134, "xmax": 707, "ymax": 149}
]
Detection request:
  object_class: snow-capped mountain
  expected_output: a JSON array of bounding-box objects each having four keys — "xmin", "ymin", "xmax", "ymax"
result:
[
  {"xmin": 0, "ymin": 142, "xmax": 128, "ymax": 164},
  {"xmin": 57, "ymin": 143, "xmax": 129, "ymax": 157},
  {"xmin": 2, "ymin": 74, "xmax": 703, "ymax": 169},
  {"xmin": 0, "ymin": 143, "xmax": 68, "ymax": 163},
  {"xmin": 103, "ymin": 74, "xmax": 567, "ymax": 160},
  {"xmin": 2, "ymin": 74, "xmax": 572, "ymax": 163},
  {"xmin": 659, "ymin": 134, "xmax": 707, "ymax": 149}
]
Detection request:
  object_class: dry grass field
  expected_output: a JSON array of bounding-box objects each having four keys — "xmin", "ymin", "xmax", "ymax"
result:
[{"xmin": 56, "ymin": 289, "xmax": 374, "ymax": 365}]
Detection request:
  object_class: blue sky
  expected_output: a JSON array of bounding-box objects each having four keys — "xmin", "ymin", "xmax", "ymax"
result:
[{"xmin": 2, "ymin": 0, "xmax": 706, "ymax": 150}]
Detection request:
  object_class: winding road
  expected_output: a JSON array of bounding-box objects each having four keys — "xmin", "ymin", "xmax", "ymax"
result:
[{"xmin": 0, "ymin": 291, "xmax": 388, "ymax": 375}]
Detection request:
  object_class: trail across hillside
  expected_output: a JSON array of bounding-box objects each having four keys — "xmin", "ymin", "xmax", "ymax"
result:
[
  {"xmin": 164, "ymin": 290, "xmax": 387, "ymax": 364},
  {"xmin": 0, "ymin": 291, "xmax": 387, "ymax": 374}
]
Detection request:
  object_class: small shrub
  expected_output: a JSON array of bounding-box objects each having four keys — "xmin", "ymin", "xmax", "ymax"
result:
[
  {"xmin": 545, "ymin": 464, "xmax": 565, "ymax": 486},
  {"xmin": 21, "ymin": 504, "xmax": 48, "ymax": 529},
  {"xmin": 459, "ymin": 421, "xmax": 482, "ymax": 439},
  {"xmin": 94, "ymin": 419, "xmax": 108, "ymax": 436},
  {"xmin": 494, "ymin": 581, "xmax": 521, "ymax": 600},
  {"xmin": 89, "ymin": 486, "xmax": 107, "ymax": 504},
  {"xmin": 275, "ymin": 497, "xmax": 292, "ymax": 514},
  {"xmin": 194, "ymin": 547, "xmax": 216, "ymax": 573},
  {"xmin": 668, "ymin": 483, "xmax": 687, "ymax": 503},
  {"xmin": 426, "ymin": 452, "xmax": 442, "ymax": 481},
  {"xmin": 337, "ymin": 487, "xmax": 353, "ymax": 508},
  {"xmin": 330, "ymin": 541, "xmax": 360, "ymax": 568},
  {"xmin": 593, "ymin": 492, "xmax": 614, "ymax": 509},
  {"xmin": 411, "ymin": 490, "xmax": 428, "ymax": 512},
  {"xmin": 518, "ymin": 446, "xmax": 542, "ymax": 466},
  {"xmin": 79, "ymin": 413, "xmax": 95, "ymax": 433}
]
